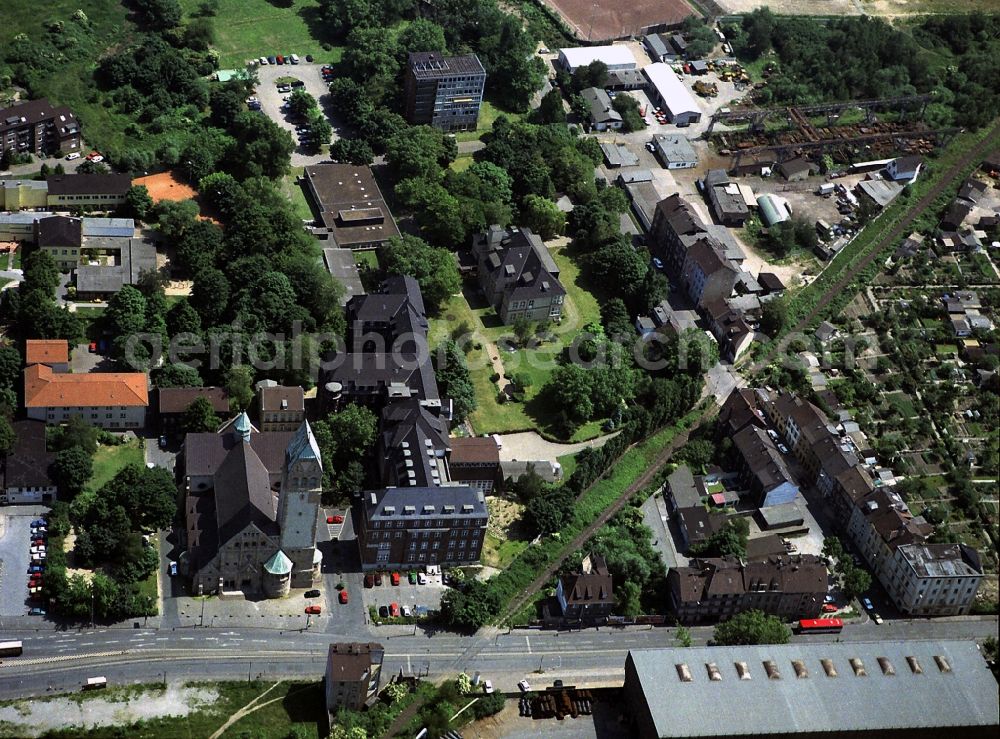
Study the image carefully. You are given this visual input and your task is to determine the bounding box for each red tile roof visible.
[25,339,69,366]
[24,363,148,408]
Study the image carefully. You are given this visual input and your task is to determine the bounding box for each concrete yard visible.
[253,63,340,167]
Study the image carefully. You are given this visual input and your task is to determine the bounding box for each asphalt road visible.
[0,613,994,701]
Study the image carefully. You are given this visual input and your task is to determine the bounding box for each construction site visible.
[704,95,958,170]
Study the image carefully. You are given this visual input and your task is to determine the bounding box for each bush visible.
[472,693,506,719]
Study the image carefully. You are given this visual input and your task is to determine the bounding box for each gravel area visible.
[0,684,219,736]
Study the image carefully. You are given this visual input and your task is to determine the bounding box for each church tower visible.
[278,420,324,586]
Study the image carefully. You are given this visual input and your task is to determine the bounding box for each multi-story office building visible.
[404,53,485,131]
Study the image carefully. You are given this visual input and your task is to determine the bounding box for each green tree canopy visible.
[380,234,461,311]
[713,609,791,646]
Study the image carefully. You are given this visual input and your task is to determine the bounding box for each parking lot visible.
[254,63,340,167]
[363,569,448,619]
[0,507,48,617]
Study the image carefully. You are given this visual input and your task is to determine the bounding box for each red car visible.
[88,341,97,353]
[305,605,322,615]
[339,590,349,604]
[821,603,838,613]
[331,514,344,524]
[389,602,400,617]
[390,571,401,586]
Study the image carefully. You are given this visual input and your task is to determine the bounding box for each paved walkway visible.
[495,430,618,463]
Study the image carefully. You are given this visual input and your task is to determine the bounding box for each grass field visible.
[453,99,522,143]
[179,0,342,68]
[85,439,145,494]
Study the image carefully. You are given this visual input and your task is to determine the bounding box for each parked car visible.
[330,514,344,524]
[391,571,400,586]
[389,602,400,617]
[28,565,44,574]
[871,612,884,625]
[305,54,314,62]
[824,594,835,603]
[378,605,389,618]
[821,604,838,613]
[374,572,383,586]
[401,605,412,617]
[66,152,81,161]
[861,597,874,611]
[482,680,494,694]
[305,605,322,615]
[777,444,789,454]
[364,574,374,588]
[168,561,178,577]
[652,257,664,270]
[31,519,46,527]
[339,590,349,604]
[290,54,300,64]
[408,571,418,585]
[30,546,45,555]
[267,56,277,65]
[304,589,321,598]
[518,680,531,692]
[29,607,46,616]
[159,436,168,449]
[276,55,285,65]
[291,79,305,87]
[418,573,428,585]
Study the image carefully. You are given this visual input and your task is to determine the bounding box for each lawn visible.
[453,99,522,143]
[85,439,145,494]
[884,391,918,418]
[450,155,475,172]
[178,0,342,69]
[482,532,530,569]
[429,242,606,441]
[935,343,959,356]
[280,167,316,221]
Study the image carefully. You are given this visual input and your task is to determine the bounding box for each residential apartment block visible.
[325,642,384,715]
[24,341,148,429]
[472,225,565,324]
[754,388,984,616]
[731,424,799,508]
[554,553,616,623]
[668,554,826,624]
[1,98,80,158]
[404,52,486,132]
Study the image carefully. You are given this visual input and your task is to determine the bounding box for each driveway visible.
[0,507,47,617]
[495,430,619,464]
[254,63,341,167]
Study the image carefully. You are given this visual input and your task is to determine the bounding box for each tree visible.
[0,416,15,456]
[588,236,648,298]
[124,185,154,220]
[385,125,453,180]
[51,447,94,500]
[690,518,750,558]
[440,579,502,630]
[713,609,791,646]
[842,566,873,601]
[542,364,593,431]
[395,178,466,247]
[51,416,99,455]
[191,267,230,327]
[134,0,182,30]
[183,396,220,434]
[433,341,477,422]
[155,199,200,241]
[225,366,254,411]
[759,298,789,338]
[531,88,567,125]
[155,363,202,389]
[526,486,574,535]
[380,234,460,311]
[329,139,374,165]
[572,61,609,93]
[601,298,633,342]
[287,89,318,119]
[520,194,564,239]
[397,18,447,56]
[0,345,21,392]
[612,94,645,132]
[226,112,295,179]
[106,285,148,338]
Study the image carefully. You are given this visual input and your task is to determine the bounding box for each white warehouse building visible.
[558,45,637,73]
[643,63,701,127]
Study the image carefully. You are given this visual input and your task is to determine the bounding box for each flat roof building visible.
[404,52,485,132]
[653,134,697,169]
[322,248,364,306]
[624,640,1000,738]
[558,45,637,73]
[303,164,400,250]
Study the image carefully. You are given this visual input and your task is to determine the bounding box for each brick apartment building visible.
[1,98,80,158]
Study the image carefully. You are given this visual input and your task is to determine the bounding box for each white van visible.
[84,677,107,690]
[66,152,81,160]
[289,54,299,64]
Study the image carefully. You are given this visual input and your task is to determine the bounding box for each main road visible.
[0,615,994,700]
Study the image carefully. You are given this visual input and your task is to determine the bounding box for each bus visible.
[797,618,844,634]
[0,641,23,657]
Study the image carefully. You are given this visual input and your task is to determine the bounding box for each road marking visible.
[80,642,94,647]
[105,640,118,645]
[526,636,531,655]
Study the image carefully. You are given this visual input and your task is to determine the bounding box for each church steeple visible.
[234,411,252,443]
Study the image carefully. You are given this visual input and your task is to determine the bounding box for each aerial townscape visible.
[1,0,999,737]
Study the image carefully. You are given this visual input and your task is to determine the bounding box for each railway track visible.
[752,120,1000,375]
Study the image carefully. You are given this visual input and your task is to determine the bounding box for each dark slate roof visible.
[213,439,278,545]
[732,425,796,493]
[46,173,132,196]
[158,387,229,415]
[327,643,384,683]
[323,352,440,405]
[362,485,486,522]
[184,425,295,480]
[379,398,451,489]
[346,275,427,349]
[35,216,82,248]
[667,464,700,509]
[473,226,565,305]
[2,420,55,490]
[561,553,615,607]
